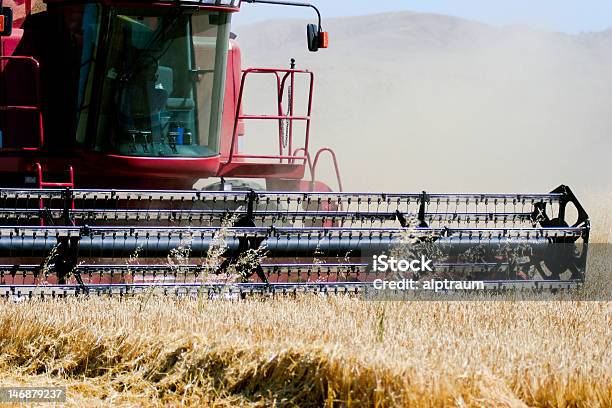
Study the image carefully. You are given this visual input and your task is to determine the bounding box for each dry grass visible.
[588,193,612,244]
[0,294,610,407]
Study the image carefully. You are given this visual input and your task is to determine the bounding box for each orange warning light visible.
[319,31,329,49]
[0,6,13,36]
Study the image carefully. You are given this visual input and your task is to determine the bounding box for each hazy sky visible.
[234,0,612,33]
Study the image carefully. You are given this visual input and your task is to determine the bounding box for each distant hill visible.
[234,12,612,195]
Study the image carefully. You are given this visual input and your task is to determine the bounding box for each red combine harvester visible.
[0,0,590,297]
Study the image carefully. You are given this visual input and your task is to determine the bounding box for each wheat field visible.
[0,296,610,407]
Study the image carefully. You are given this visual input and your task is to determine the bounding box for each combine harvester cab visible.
[0,1,591,297]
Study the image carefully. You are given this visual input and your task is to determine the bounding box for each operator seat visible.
[157,65,195,111]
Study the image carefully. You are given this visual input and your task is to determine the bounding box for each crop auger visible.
[0,1,590,297]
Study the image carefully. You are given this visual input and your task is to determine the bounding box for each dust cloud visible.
[234,12,612,197]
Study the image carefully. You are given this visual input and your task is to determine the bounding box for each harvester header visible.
[0,185,590,297]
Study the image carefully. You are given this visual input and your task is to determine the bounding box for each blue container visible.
[176,126,184,145]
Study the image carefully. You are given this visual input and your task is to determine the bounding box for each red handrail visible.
[35,163,75,189]
[34,163,75,226]
[291,147,313,174]
[311,148,343,192]
[222,68,314,170]
[0,56,44,150]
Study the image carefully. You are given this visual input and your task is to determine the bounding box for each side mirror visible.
[307,23,328,52]
[0,7,13,37]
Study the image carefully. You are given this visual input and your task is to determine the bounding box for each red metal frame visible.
[0,56,44,151]
[220,68,314,174]
[288,147,343,192]
[291,147,313,171]
[35,162,74,189]
[311,148,343,192]
[34,162,75,226]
